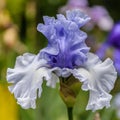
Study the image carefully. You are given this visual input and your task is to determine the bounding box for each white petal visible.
[15,53,36,68]
[46,72,59,88]
[7,53,59,109]
[51,67,72,78]
[72,52,117,111]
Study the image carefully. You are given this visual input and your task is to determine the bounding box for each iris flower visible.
[97,22,120,74]
[7,9,117,111]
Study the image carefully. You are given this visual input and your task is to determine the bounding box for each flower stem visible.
[67,107,73,120]
[94,112,101,120]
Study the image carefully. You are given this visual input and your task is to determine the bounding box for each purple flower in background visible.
[59,0,88,11]
[59,0,113,31]
[7,10,117,111]
[97,22,120,74]
[89,6,113,31]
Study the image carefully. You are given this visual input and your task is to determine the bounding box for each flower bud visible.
[59,76,81,107]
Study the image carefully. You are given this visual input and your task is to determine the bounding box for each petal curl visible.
[51,67,72,78]
[72,53,117,111]
[7,53,59,109]
[66,9,91,28]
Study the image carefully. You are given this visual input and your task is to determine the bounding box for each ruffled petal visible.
[7,53,59,109]
[66,9,91,28]
[37,23,56,43]
[43,16,55,25]
[51,67,72,78]
[72,52,117,111]
[37,10,90,68]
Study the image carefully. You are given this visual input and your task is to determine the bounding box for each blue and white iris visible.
[7,9,117,111]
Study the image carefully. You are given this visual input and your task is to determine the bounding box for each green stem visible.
[67,107,73,120]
